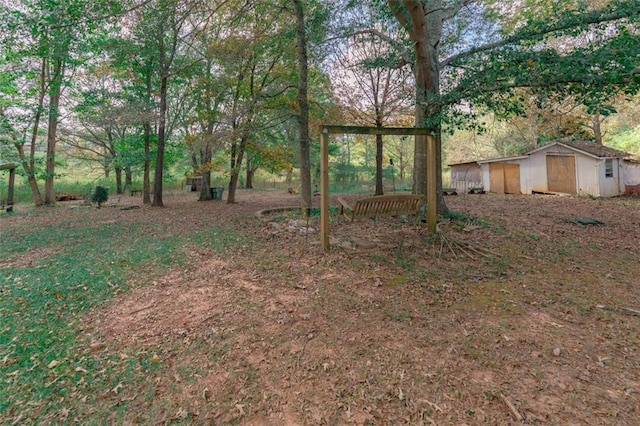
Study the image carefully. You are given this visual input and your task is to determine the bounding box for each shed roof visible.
[448,160,480,167]
[476,155,529,164]
[525,140,629,159]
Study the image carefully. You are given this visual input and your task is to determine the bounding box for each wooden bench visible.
[130,189,142,196]
[337,194,422,221]
[0,199,13,212]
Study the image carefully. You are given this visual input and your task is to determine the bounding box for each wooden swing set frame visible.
[319,125,438,250]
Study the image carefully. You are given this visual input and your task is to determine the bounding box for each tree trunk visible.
[592,113,603,144]
[199,144,213,201]
[389,0,446,213]
[14,143,43,205]
[152,72,168,207]
[246,167,254,189]
[143,67,152,205]
[375,127,384,196]
[44,58,63,205]
[125,167,133,188]
[200,170,212,200]
[115,167,123,194]
[227,134,248,204]
[143,122,152,204]
[293,0,312,212]
[18,57,47,206]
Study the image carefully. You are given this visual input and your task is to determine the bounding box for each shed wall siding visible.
[623,162,640,195]
[527,153,547,193]
[623,162,640,185]
[597,158,624,197]
[575,154,599,196]
[450,164,482,192]
[478,142,627,198]
[481,159,528,194]
[481,164,490,192]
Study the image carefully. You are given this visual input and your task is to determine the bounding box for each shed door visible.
[547,155,576,194]
[489,163,505,194]
[489,163,521,194]
[504,163,521,194]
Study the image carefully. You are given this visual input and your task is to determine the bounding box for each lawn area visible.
[1,190,639,424]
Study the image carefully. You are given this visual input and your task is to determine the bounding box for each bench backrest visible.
[352,194,422,217]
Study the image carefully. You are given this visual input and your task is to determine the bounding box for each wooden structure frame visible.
[319,125,437,250]
[0,163,17,212]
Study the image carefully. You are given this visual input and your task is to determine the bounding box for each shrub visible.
[91,185,109,208]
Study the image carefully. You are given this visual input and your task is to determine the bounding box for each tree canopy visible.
[1,0,638,207]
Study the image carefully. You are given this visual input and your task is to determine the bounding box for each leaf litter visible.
[2,190,639,424]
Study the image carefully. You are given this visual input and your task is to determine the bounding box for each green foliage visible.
[445,0,640,123]
[444,209,493,229]
[609,126,640,155]
[90,185,109,206]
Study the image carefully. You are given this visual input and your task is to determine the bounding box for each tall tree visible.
[374,0,640,211]
[215,1,295,203]
[148,0,189,207]
[292,0,313,210]
[333,27,413,195]
[0,0,120,205]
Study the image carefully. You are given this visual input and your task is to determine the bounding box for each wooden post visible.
[8,167,15,206]
[320,129,330,249]
[426,134,437,234]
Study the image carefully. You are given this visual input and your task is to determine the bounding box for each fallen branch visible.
[128,302,155,315]
[435,233,500,259]
[419,398,444,413]
[296,335,312,368]
[622,307,640,316]
[500,392,524,422]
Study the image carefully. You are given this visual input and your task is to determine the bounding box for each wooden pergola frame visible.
[319,125,437,250]
[0,163,17,212]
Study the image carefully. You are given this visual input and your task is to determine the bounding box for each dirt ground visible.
[9,189,640,424]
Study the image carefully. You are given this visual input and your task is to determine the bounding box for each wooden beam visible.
[0,163,17,171]
[321,125,431,136]
[426,134,437,234]
[320,130,330,249]
[7,167,15,212]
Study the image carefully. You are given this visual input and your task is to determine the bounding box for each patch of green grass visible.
[443,209,493,229]
[387,311,412,322]
[0,220,245,423]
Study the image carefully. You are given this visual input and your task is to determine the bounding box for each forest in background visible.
[1,0,638,205]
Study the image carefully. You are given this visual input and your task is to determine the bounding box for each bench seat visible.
[337,194,422,221]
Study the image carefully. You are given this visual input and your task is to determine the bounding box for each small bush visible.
[91,185,109,207]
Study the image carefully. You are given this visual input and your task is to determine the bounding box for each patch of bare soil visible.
[0,246,62,269]
[69,190,640,424]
